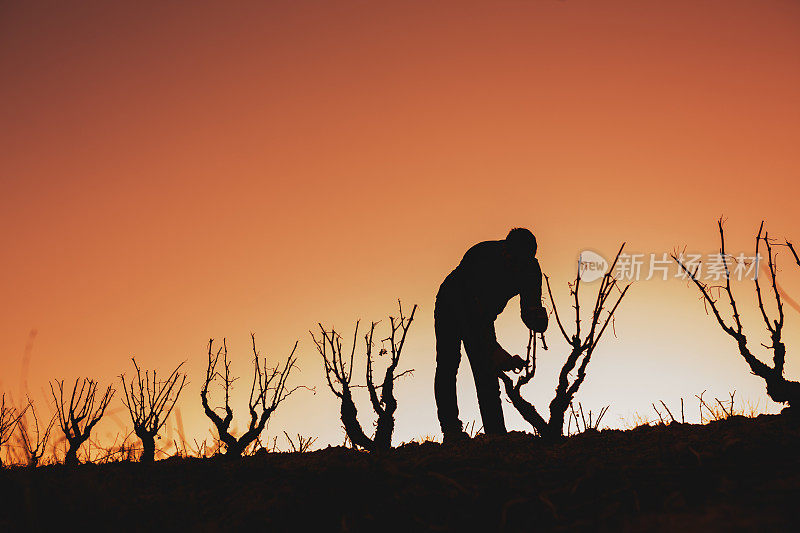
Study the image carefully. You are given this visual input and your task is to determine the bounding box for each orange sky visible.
[2,0,800,454]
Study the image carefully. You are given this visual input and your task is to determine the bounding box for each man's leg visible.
[463,326,507,435]
[434,300,464,437]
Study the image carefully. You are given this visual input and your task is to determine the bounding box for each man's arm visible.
[478,320,502,355]
[482,322,526,372]
[520,258,548,332]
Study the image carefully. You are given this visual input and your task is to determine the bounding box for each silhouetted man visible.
[435,228,548,441]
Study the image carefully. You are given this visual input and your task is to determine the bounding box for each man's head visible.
[505,227,537,262]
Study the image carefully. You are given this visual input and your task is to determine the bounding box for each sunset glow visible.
[2,0,799,455]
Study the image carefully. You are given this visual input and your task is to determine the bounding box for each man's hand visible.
[522,305,548,333]
[492,346,526,372]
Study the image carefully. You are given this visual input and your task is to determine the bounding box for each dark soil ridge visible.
[1,413,798,532]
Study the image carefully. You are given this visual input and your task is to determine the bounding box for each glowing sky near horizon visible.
[2,0,800,455]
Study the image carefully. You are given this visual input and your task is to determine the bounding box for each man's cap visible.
[506,227,537,257]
